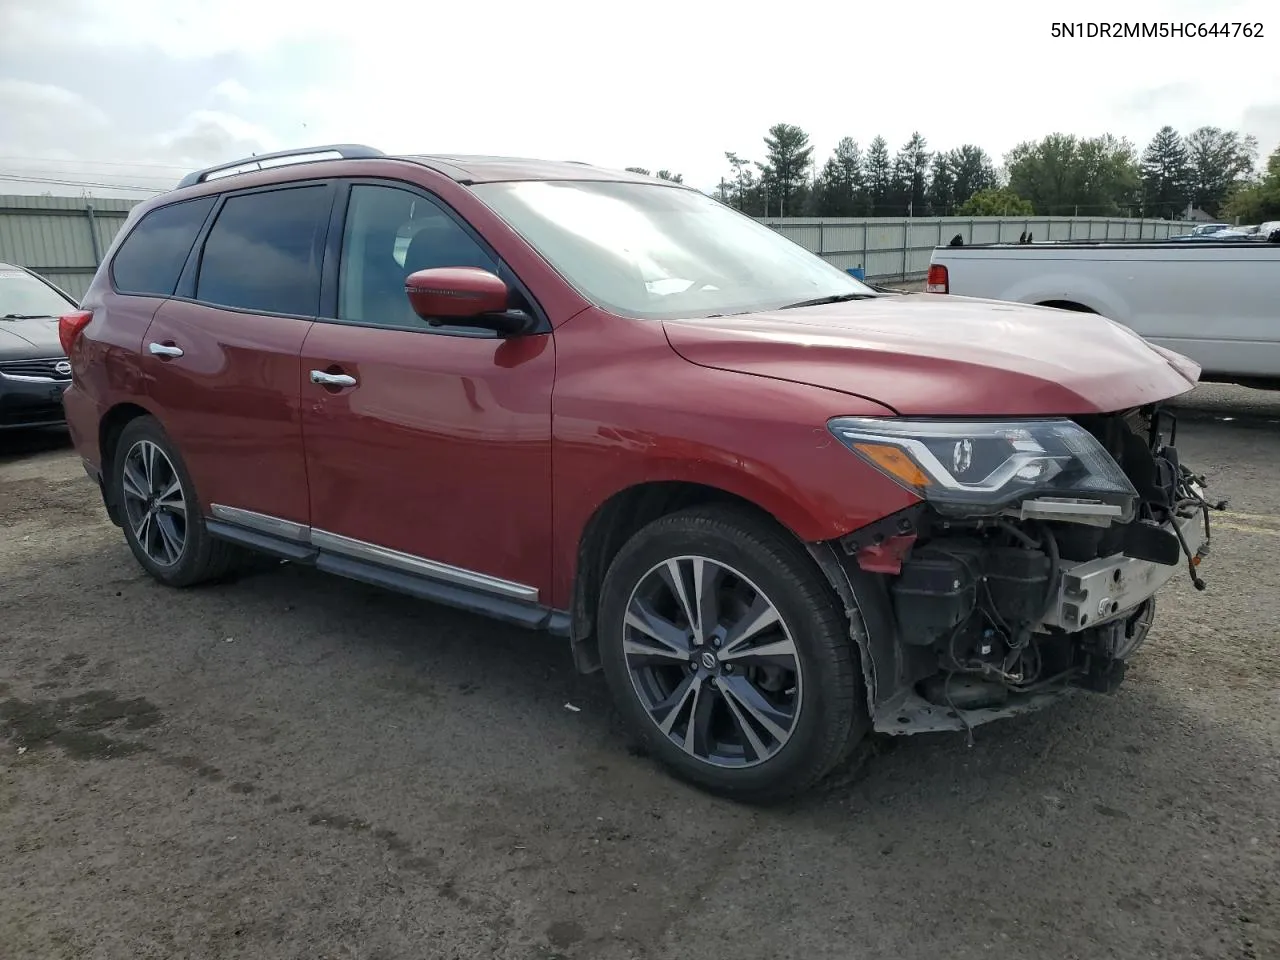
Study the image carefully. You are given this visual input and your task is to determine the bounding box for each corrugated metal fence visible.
[0,196,137,300]
[761,215,1199,281]
[0,194,1200,301]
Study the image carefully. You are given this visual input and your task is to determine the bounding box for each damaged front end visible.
[818,406,1218,737]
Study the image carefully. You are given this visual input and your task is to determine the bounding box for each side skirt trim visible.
[206,504,568,637]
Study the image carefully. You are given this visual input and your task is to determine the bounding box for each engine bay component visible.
[889,541,983,645]
[859,403,1218,739]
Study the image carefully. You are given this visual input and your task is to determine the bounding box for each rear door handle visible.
[310,369,357,388]
[148,342,184,358]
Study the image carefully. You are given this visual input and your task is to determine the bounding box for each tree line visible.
[640,123,1280,222]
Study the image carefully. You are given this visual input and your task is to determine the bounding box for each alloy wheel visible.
[120,440,188,567]
[622,555,803,768]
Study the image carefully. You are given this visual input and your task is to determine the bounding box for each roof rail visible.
[176,143,385,189]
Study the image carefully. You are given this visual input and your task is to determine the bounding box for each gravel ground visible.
[1,385,1277,960]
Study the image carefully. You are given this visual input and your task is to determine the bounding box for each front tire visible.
[598,505,867,802]
[112,416,242,587]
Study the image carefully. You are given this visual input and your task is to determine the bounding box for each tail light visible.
[925,264,949,294]
[58,310,93,357]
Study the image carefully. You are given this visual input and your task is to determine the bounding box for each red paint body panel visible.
[546,309,919,609]
[62,152,1204,624]
[663,295,1198,416]
[299,323,556,594]
[63,291,162,468]
[141,300,313,524]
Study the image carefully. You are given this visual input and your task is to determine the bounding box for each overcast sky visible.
[1,0,1277,198]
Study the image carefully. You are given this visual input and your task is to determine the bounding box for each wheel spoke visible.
[653,673,700,736]
[155,477,185,514]
[623,638,690,665]
[625,598,692,657]
[131,510,152,545]
[719,681,771,763]
[146,513,163,558]
[155,513,183,563]
[716,675,795,744]
[142,442,157,493]
[720,594,782,657]
[691,558,723,642]
[683,678,716,757]
[718,636,798,669]
[658,559,699,639]
[121,463,148,503]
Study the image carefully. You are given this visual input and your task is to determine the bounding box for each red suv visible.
[60,145,1214,801]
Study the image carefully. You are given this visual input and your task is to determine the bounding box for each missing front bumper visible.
[1040,507,1208,633]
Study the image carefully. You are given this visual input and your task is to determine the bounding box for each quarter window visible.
[196,186,331,316]
[111,196,216,297]
[337,184,496,327]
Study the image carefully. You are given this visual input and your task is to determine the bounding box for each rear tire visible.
[597,504,867,803]
[111,416,243,587]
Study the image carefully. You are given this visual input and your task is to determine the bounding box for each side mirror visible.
[405,267,527,333]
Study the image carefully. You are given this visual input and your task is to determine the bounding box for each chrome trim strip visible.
[207,502,540,603]
[311,528,539,602]
[210,504,310,542]
[0,372,61,383]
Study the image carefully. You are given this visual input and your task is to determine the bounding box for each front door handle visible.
[148,342,184,358]
[310,369,357,388]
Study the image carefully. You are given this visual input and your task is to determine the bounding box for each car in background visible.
[0,262,78,430]
[926,235,1280,389]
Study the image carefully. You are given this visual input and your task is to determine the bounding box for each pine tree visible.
[1139,126,1190,218]
[865,136,892,214]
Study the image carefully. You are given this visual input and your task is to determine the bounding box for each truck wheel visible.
[111,416,243,587]
[598,504,866,802]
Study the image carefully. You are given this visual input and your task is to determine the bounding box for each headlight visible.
[828,417,1137,522]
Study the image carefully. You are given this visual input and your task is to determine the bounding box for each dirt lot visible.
[2,386,1278,960]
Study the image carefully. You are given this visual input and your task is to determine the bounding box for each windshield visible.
[470,180,873,320]
[0,268,74,318]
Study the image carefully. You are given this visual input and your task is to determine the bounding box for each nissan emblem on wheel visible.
[57,145,1219,802]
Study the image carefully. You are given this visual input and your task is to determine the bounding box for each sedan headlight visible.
[828,417,1137,522]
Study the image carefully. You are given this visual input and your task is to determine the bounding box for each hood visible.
[662,295,1199,416]
[0,318,63,360]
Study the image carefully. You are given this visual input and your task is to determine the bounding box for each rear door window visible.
[111,196,217,297]
[195,185,332,316]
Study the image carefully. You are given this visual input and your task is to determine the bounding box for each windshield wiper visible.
[1,313,55,320]
[776,292,876,310]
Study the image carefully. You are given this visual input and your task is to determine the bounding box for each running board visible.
[205,519,570,636]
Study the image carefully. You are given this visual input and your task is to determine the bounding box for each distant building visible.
[1182,205,1219,222]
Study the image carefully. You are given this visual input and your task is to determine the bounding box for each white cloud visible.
[1,0,1277,195]
[0,0,339,59]
[0,80,110,136]
[211,79,253,105]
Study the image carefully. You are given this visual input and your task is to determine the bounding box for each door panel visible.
[143,300,313,523]
[299,324,555,596]
[139,181,334,524]
[300,180,556,597]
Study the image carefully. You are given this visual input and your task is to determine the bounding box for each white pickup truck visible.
[925,239,1280,390]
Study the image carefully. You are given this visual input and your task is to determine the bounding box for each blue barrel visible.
[846,266,866,281]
